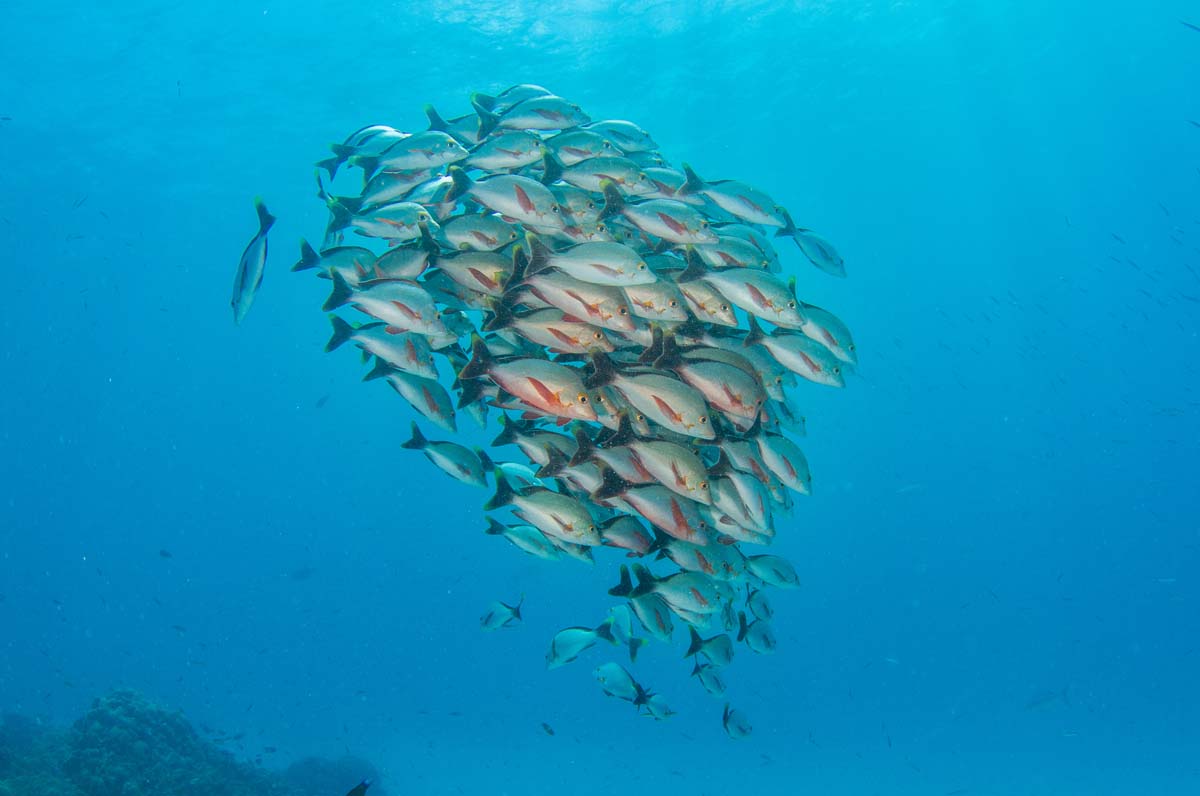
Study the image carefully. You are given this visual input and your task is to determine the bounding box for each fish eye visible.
[636,413,646,422]
[700,220,709,228]
[587,201,595,209]
[849,344,856,352]
[578,393,589,403]
[668,299,678,307]
[593,331,603,340]
[719,304,729,311]
[550,203,560,212]
[618,307,628,315]
[418,212,430,221]
[637,262,647,270]
[699,416,708,424]
[699,481,709,489]
[510,230,518,238]
[603,141,614,149]
[833,366,842,375]
[597,222,607,232]
[787,300,796,309]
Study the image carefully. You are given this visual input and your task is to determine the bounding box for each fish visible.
[486,470,601,547]
[349,130,468,175]
[447,168,565,231]
[480,596,524,631]
[546,621,615,669]
[686,627,735,667]
[645,694,675,720]
[745,555,800,588]
[692,661,727,696]
[345,780,371,796]
[737,611,777,654]
[525,235,655,287]
[722,703,753,739]
[746,587,773,621]
[231,199,275,324]
[401,422,488,487]
[484,517,562,561]
[1181,19,1200,33]
[594,661,650,706]
[541,722,555,736]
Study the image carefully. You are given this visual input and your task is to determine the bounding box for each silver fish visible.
[231,199,275,324]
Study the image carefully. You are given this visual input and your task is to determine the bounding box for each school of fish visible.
[249,84,855,737]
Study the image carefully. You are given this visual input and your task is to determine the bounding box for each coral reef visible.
[0,691,377,796]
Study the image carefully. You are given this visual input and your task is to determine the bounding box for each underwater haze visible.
[2,1,1199,794]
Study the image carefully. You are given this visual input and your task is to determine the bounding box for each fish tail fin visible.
[651,329,682,368]
[679,162,705,196]
[637,326,666,365]
[347,155,380,179]
[293,238,321,272]
[513,593,525,621]
[472,92,498,112]
[524,232,554,276]
[535,446,569,479]
[456,377,487,410]
[608,564,634,597]
[315,155,343,180]
[424,104,449,131]
[686,626,705,657]
[253,198,276,233]
[400,420,428,450]
[483,468,516,510]
[568,426,595,466]
[476,448,495,471]
[482,299,515,332]
[633,682,650,708]
[324,314,356,352]
[775,208,799,238]
[446,166,473,203]
[646,530,671,555]
[418,220,442,257]
[590,464,632,503]
[629,637,647,664]
[457,334,492,381]
[503,245,530,297]
[361,356,392,382]
[600,412,636,448]
[539,148,564,185]
[491,415,524,447]
[323,196,358,234]
[597,179,624,221]
[483,516,508,536]
[321,270,355,312]
[629,564,655,598]
[472,96,501,138]
[737,611,749,642]
[676,246,708,283]
[743,314,766,346]
[594,616,616,644]
[691,659,703,677]
[584,351,618,389]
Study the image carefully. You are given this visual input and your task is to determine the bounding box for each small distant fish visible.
[345,780,370,796]
[722,703,753,739]
[1025,686,1070,710]
[541,722,555,736]
[315,394,331,409]
[1110,232,1125,244]
[158,549,173,559]
[263,746,277,753]
[1181,19,1200,33]
[289,566,316,581]
[546,621,615,668]
[171,625,187,634]
[480,596,524,631]
[231,199,276,325]
[1189,120,1200,128]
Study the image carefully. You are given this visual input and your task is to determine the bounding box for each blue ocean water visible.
[2,1,1198,793]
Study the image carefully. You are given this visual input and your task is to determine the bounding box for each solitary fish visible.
[231,199,275,324]
[723,703,753,739]
[480,596,524,631]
